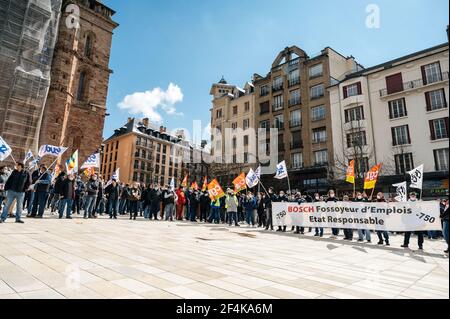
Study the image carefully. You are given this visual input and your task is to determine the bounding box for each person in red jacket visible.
[175,186,186,221]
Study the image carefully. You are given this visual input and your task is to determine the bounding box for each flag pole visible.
[9,153,17,165]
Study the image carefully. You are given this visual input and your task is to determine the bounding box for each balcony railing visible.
[260,105,270,114]
[272,84,284,92]
[290,141,303,149]
[272,103,284,112]
[260,90,270,97]
[288,77,300,87]
[289,98,301,107]
[289,120,302,128]
[380,71,449,97]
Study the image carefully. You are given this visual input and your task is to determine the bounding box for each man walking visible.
[58,173,75,219]
[105,179,120,219]
[1,163,31,224]
[30,165,51,218]
[84,174,99,219]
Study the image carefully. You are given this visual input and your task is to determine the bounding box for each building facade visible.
[102,118,209,186]
[253,46,362,192]
[39,0,118,166]
[209,78,256,187]
[330,41,449,198]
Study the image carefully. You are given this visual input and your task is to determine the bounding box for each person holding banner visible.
[313,193,324,237]
[276,191,289,232]
[29,165,52,218]
[225,188,240,227]
[0,163,31,224]
[374,192,390,246]
[342,195,354,241]
[326,190,340,238]
[354,192,371,243]
[402,192,425,250]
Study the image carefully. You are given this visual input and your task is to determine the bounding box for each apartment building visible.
[209,77,256,186]
[330,40,449,197]
[253,46,362,191]
[102,118,209,186]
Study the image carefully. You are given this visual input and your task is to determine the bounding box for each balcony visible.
[273,124,285,131]
[260,104,270,115]
[288,77,300,87]
[289,98,301,107]
[380,71,449,98]
[290,141,303,149]
[289,120,302,128]
[272,103,284,112]
[260,90,270,97]
[310,93,324,101]
[272,84,284,92]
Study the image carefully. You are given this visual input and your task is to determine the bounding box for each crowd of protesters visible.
[0,162,449,254]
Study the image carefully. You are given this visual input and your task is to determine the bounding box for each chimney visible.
[142,118,149,128]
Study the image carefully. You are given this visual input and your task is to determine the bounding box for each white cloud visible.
[118,83,184,123]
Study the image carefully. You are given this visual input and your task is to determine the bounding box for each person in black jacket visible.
[199,191,211,222]
[276,191,289,232]
[326,189,340,237]
[440,197,449,254]
[1,163,31,223]
[105,179,120,219]
[30,165,51,218]
[58,173,75,219]
[374,192,389,246]
[50,172,66,213]
[264,187,277,231]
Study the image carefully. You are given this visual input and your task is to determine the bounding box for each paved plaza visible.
[0,214,448,299]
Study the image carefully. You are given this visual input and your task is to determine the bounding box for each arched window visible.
[84,35,92,58]
[77,71,87,101]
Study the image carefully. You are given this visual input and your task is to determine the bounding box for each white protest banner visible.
[38,145,68,158]
[393,182,407,202]
[275,161,288,179]
[272,201,441,232]
[408,164,424,190]
[246,168,259,188]
[81,153,100,169]
[0,136,12,162]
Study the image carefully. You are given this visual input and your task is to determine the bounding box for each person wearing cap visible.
[225,188,239,227]
[402,192,425,250]
[440,197,449,254]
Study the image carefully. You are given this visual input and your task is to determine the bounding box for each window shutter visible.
[429,120,436,140]
[425,92,431,111]
[357,82,362,95]
[361,106,365,120]
[445,117,449,138]
[421,65,428,85]
[403,99,408,116]
[406,125,411,144]
[388,102,393,119]
[343,86,348,99]
[386,73,404,95]
[391,127,397,146]
[443,89,448,108]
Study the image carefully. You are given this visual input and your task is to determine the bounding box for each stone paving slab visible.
[0,213,448,299]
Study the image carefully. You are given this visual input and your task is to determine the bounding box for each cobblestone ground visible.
[0,211,448,299]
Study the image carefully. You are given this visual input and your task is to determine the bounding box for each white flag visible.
[24,149,34,163]
[104,168,120,189]
[408,164,424,190]
[255,166,261,178]
[393,182,407,202]
[275,161,288,180]
[81,153,100,169]
[246,168,259,188]
[38,145,68,158]
[0,136,12,162]
[169,177,175,191]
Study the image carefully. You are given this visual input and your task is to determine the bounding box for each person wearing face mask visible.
[326,190,340,238]
[226,188,239,227]
[313,193,324,237]
[440,197,449,254]
[105,179,120,219]
[342,195,354,240]
[84,174,99,219]
[374,192,390,246]
[244,192,257,227]
[188,189,200,222]
[276,191,289,232]
[354,192,371,243]
[256,193,266,228]
[199,191,211,222]
[72,176,85,215]
[264,187,277,231]
[402,192,424,250]
[58,173,76,219]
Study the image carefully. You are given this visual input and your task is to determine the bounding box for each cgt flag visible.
[201,176,208,192]
[0,136,12,162]
[84,167,95,178]
[233,173,247,193]
[207,179,225,201]
[408,164,424,190]
[364,163,382,190]
[393,182,407,202]
[190,181,199,191]
[346,160,355,184]
[275,161,288,180]
[181,175,188,188]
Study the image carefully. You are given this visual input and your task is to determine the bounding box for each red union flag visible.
[201,176,208,192]
[233,173,247,193]
[364,163,382,190]
[181,174,188,187]
[346,160,355,184]
[207,179,225,201]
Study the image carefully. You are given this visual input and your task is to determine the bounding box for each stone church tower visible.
[39,0,118,165]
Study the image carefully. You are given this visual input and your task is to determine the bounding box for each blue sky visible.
[102,0,449,141]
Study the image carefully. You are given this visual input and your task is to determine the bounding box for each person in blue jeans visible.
[30,165,51,218]
[209,197,221,224]
[58,173,75,219]
[244,192,257,227]
[226,189,240,227]
[0,163,31,224]
[105,179,120,219]
[440,198,449,254]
